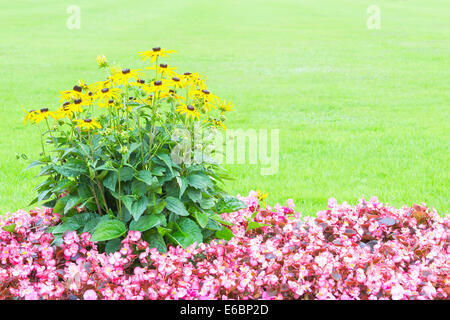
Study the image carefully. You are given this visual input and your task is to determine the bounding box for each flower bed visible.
[0,192,448,300]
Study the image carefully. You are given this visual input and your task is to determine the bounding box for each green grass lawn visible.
[0,0,448,215]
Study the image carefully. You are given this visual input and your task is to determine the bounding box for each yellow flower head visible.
[33,108,56,124]
[23,109,39,124]
[74,118,102,131]
[96,54,108,68]
[257,190,268,206]
[147,63,178,78]
[110,68,144,86]
[138,47,176,63]
[176,103,201,121]
[217,99,235,114]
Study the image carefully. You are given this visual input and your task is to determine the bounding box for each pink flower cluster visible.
[0,193,448,300]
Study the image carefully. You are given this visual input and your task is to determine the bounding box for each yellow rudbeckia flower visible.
[176,103,202,121]
[138,47,176,63]
[74,118,102,131]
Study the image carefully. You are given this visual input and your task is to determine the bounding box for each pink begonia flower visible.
[391,284,405,300]
[83,289,98,300]
[328,198,338,208]
[286,199,295,208]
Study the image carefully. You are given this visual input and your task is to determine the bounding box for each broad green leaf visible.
[199,197,216,210]
[187,173,212,190]
[215,228,234,241]
[193,211,208,228]
[53,159,87,178]
[118,166,134,182]
[216,195,247,214]
[130,196,148,221]
[187,189,202,202]
[247,221,270,231]
[105,238,122,254]
[177,217,203,245]
[143,229,167,253]
[64,195,82,214]
[131,180,147,196]
[52,220,81,234]
[165,196,189,216]
[103,171,118,192]
[130,214,165,232]
[91,219,127,242]
[176,176,188,197]
[2,224,16,233]
[166,231,193,248]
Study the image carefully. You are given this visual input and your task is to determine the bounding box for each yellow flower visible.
[142,79,171,96]
[110,68,144,86]
[169,75,186,89]
[33,108,56,124]
[147,63,178,78]
[176,103,202,120]
[96,54,108,68]
[95,87,122,107]
[74,118,102,131]
[257,190,268,206]
[217,99,235,114]
[138,47,176,63]
[160,89,185,102]
[23,109,39,124]
[204,117,227,130]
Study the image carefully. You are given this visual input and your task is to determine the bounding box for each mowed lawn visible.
[0,0,448,215]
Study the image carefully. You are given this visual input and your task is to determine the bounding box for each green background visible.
[0,0,448,215]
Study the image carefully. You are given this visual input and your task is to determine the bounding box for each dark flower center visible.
[184,72,192,76]
[74,99,82,104]
[187,105,195,111]
[160,64,168,68]
[84,119,92,123]
[73,85,82,92]
[63,102,70,107]
[88,92,93,96]
[202,89,210,95]
[154,81,162,86]
[122,68,131,74]
[101,88,109,93]
[137,79,145,84]
[152,47,161,52]
[40,108,49,113]
[108,99,114,104]
[172,77,180,82]
[129,96,135,100]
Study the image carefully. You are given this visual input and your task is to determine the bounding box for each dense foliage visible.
[0,192,448,300]
[23,48,246,252]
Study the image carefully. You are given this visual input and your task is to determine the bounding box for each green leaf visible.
[105,238,122,254]
[247,221,270,231]
[187,173,212,190]
[53,159,87,178]
[187,189,202,202]
[90,219,127,242]
[2,224,16,233]
[166,231,192,248]
[64,195,82,214]
[118,166,134,182]
[52,220,81,234]
[151,165,166,176]
[136,170,157,186]
[205,218,223,231]
[193,211,208,228]
[165,196,189,216]
[143,229,167,253]
[177,217,203,245]
[130,196,148,221]
[103,171,118,192]
[176,176,188,197]
[131,180,148,196]
[130,214,165,232]
[216,195,247,214]
[199,197,216,210]
[215,228,234,241]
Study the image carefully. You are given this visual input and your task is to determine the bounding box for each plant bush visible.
[0,192,448,300]
[23,48,246,253]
